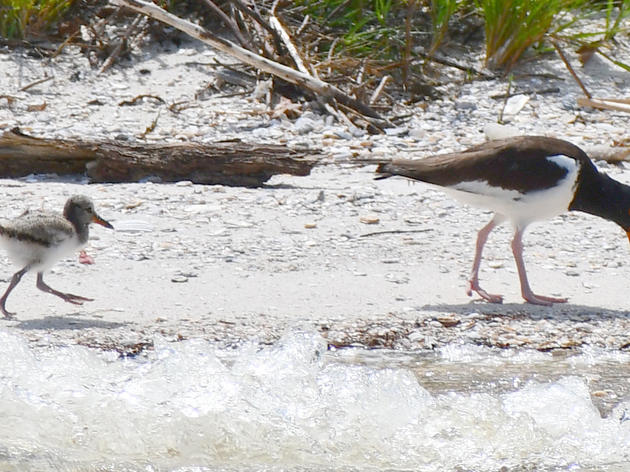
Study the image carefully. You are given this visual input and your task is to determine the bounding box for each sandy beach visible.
[1,33,630,354]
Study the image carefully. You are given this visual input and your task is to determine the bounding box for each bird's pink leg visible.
[511,226,567,306]
[78,250,94,265]
[467,215,505,303]
[36,272,93,305]
[0,266,29,319]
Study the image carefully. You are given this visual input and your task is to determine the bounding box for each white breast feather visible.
[444,154,580,225]
[0,233,81,272]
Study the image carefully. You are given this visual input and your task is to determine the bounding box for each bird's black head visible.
[622,209,630,244]
[601,181,630,243]
[570,167,630,242]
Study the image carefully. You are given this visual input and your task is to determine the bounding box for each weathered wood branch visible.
[577,97,630,113]
[0,129,317,187]
[110,0,386,124]
[0,129,95,175]
[267,13,354,128]
[89,140,316,186]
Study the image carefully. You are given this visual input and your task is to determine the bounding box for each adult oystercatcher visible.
[376,135,630,305]
[0,195,113,318]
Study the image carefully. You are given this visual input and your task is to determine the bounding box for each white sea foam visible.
[0,328,629,471]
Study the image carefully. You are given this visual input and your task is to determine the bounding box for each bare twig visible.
[98,14,144,75]
[490,87,560,99]
[326,37,340,75]
[53,29,81,58]
[140,110,161,138]
[0,95,17,106]
[577,97,630,113]
[551,39,591,99]
[403,0,415,87]
[270,0,281,16]
[369,75,390,104]
[355,61,365,85]
[327,102,357,130]
[267,12,360,128]
[414,52,495,79]
[296,14,310,36]
[226,0,282,51]
[112,0,384,124]
[19,75,53,92]
[119,94,166,106]
[360,228,432,238]
[168,101,198,113]
[269,15,308,73]
[201,0,251,50]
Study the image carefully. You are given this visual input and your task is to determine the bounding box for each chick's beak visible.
[93,214,114,229]
[627,230,630,244]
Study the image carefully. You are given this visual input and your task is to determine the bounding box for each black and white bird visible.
[0,195,113,318]
[376,135,630,305]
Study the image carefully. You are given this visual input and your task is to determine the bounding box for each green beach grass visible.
[0,0,627,78]
[299,0,629,71]
[0,0,75,39]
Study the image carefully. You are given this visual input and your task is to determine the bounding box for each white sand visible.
[1,35,629,352]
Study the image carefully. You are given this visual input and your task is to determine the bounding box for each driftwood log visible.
[0,128,317,187]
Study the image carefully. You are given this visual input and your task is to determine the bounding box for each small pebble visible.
[487,260,504,269]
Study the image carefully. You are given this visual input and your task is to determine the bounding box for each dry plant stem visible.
[360,228,432,238]
[369,75,390,104]
[551,39,591,99]
[326,37,340,75]
[269,15,308,73]
[490,87,560,99]
[270,0,281,15]
[112,0,383,122]
[54,0,122,57]
[141,110,161,138]
[268,14,353,128]
[403,0,414,87]
[296,14,310,36]
[53,29,81,58]
[244,10,279,62]
[498,75,512,124]
[119,94,166,106]
[226,0,282,50]
[19,75,53,92]
[357,62,366,84]
[98,14,144,75]
[92,6,122,40]
[201,0,251,50]
[414,52,495,79]
[327,103,357,130]
[0,96,17,106]
[309,63,321,80]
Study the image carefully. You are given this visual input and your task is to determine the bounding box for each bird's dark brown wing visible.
[376,136,592,194]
